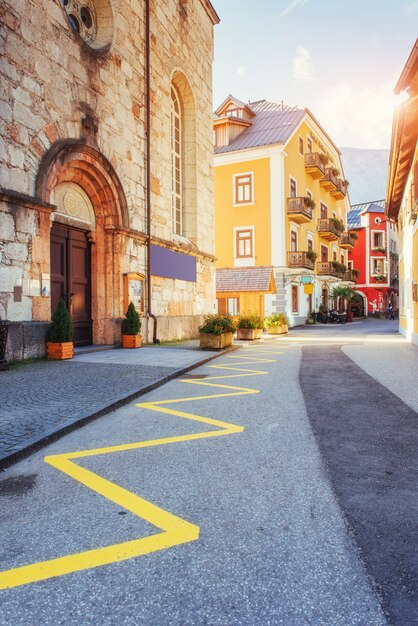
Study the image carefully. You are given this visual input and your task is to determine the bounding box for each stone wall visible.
[0,0,217,353]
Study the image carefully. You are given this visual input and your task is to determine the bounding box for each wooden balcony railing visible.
[317,218,343,240]
[287,251,315,270]
[316,261,346,278]
[340,232,356,249]
[320,168,339,191]
[343,269,358,282]
[304,152,326,178]
[286,197,313,223]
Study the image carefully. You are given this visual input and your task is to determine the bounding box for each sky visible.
[211,0,417,150]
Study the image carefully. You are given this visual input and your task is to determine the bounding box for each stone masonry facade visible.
[0,0,218,359]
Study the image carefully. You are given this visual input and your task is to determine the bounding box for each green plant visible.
[330,217,343,231]
[318,304,328,314]
[342,179,349,187]
[349,232,358,240]
[46,298,73,343]
[374,274,386,283]
[351,268,360,279]
[375,247,386,254]
[390,252,399,260]
[304,196,316,209]
[332,261,346,274]
[306,250,317,262]
[199,314,236,336]
[122,301,141,335]
[237,313,264,330]
[331,286,356,315]
[264,312,288,328]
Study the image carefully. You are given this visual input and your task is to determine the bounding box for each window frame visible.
[291,284,299,313]
[171,85,183,235]
[290,177,297,198]
[320,202,328,218]
[307,136,312,154]
[235,227,254,259]
[290,229,298,252]
[298,136,304,156]
[233,172,254,205]
[371,257,385,276]
[371,230,385,250]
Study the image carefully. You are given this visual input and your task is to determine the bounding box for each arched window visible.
[171,86,182,235]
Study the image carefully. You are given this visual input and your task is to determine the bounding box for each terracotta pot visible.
[47,342,74,360]
[122,334,142,348]
[199,332,233,349]
[236,328,263,340]
[266,324,288,335]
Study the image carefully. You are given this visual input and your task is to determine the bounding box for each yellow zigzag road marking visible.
[0,351,277,590]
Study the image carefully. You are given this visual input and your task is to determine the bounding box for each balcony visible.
[287,197,313,224]
[304,152,326,179]
[287,251,315,271]
[316,261,346,279]
[339,232,357,249]
[342,269,358,283]
[317,217,343,240]
[331,178,348,199]
[320,168,339,191]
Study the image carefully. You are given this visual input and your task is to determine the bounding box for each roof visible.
[394,38,418,95]
[347,200,385,228]
[214,100,305,155]
[216,266,275,293]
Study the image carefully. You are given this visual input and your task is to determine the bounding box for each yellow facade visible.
[386,40,418,343]
[214,98,352,324]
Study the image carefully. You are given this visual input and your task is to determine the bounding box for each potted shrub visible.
[265,312,288,335]
[304,196,316,210]
[306,250,317,263]
[199,314,236,349]
[122,301,142,348]
[236,313,264,341]
[46,298,74,360]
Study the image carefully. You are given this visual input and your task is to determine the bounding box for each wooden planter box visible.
[199,332,233,350]
[47,342,74,360]
[122,334,142,348]
[236,328,263,341]
[266,324,288,335]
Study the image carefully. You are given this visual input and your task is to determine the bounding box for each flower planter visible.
[266,324,288,335]
[122,334,142,349]
[236,328,263,341]
[47,341,74,360]
[199,332,233,350]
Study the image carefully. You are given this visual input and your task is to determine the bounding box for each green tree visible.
[331,286,356,316]
[122,302,141,335]
[46,298,73,342]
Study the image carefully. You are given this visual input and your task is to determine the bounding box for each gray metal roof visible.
[216,266,274,292]
[347,200,385,228]
[214,100,305,155]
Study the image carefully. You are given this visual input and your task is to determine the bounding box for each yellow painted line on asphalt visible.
[0,348,277,590]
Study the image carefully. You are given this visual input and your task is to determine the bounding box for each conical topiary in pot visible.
[122,301,142,348]
[46,298,74,360]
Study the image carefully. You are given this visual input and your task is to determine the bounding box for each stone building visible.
[0,0,218,360]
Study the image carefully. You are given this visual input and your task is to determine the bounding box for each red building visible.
[347,200,398,316]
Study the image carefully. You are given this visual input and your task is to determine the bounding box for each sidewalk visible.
[0,342,234,469]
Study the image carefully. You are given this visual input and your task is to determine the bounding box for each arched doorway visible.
[37,142,129,346]
[351,292,366,317]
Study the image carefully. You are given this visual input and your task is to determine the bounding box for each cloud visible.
[403,1,418,15]
[280,0,309,17]
[314,81,404,149]
[236,66,247,78]
[292,47,314,82]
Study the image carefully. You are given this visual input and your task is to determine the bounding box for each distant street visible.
[1,319,417,626]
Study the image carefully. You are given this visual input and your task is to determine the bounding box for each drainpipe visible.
[145,0,159,343]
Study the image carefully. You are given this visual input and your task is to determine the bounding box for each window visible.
[341,253,345,265]
[321,244,328,262]
[291,230,298,251]
[234,174,253,204]
[292,284,298,313]
[62,0,114,50]
[307,237,313,251]
[290,178,297,198]
[307,136,312,153]
[306,190,312,201]
[371,258,385,276]
[333,250,337,262]
[171,86,182,235]
[298,136,304,155]
[347,260,353,270]
[227,297,239,315]
[236,229,253,258]
[372,231,384,249]
[320,202,327,218]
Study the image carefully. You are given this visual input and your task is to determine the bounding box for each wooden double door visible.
[50,224,92,346]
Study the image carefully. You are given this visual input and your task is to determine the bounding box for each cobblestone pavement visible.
[0,346,216,464]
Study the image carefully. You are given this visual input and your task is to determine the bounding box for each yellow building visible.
[214,96,353,325]
[387,39,418,343]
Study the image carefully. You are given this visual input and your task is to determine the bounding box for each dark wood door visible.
[51,224,92,346]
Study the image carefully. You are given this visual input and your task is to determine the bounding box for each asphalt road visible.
[0,319,413,625]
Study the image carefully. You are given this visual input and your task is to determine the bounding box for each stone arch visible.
[36,140,130,345]
[171,70,197,243]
